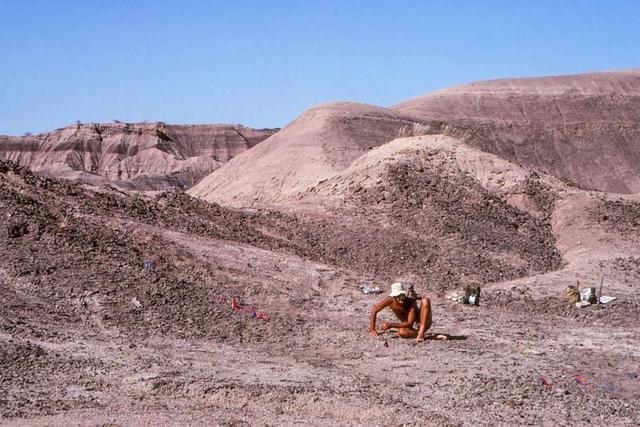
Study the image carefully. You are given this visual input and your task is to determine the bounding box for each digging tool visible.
[598,276,604,303]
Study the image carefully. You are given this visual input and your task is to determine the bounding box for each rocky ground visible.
[1,159,639,426]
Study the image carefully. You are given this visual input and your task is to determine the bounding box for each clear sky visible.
[1,0,639,136]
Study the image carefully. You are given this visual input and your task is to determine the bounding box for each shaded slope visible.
[291,135,563,287]
[0,122,277,192]
[188,102,427,206]
[393,69,640,193]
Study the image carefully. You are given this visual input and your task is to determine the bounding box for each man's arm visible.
[381,306,416,330]
[369,297,392,335]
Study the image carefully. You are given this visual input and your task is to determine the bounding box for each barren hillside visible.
[393,69,640,193]
[190,70,640,210]
[188,102,428,206]
[0,122,277,192]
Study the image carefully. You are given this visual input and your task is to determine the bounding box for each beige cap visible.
[389,282,406,297]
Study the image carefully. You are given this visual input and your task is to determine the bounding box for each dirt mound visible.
[187,128,562,290]
[293,138,562,289]
[0,122,277,192]
[392,69,640,193]
[188,102,427,207]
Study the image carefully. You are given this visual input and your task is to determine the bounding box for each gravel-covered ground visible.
[1,160,639,426]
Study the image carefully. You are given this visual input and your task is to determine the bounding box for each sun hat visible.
[389,282,406,297]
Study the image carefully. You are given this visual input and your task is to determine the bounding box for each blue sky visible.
[1,0,639,135]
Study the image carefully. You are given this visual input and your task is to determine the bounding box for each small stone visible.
[505,399,518,408]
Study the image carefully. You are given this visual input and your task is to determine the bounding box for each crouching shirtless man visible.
[369,282,444,342]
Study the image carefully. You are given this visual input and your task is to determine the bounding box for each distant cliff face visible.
[0,122,278,191]
[392,69,640,193]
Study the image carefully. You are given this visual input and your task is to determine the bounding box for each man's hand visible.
[369,329,378,336]
[381,322,391,331]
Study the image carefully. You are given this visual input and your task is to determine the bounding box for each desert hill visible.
[302,132,640,283]
[190,70,640,210]
[0,122,277,192]
[392,69,640,193]
[187,102,429,206]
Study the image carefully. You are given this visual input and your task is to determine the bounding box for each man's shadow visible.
[381,331,468,341]
[423,333,468,341]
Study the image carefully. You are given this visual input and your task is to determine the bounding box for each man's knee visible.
[420,297,430,308]
[398,328,414,338]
